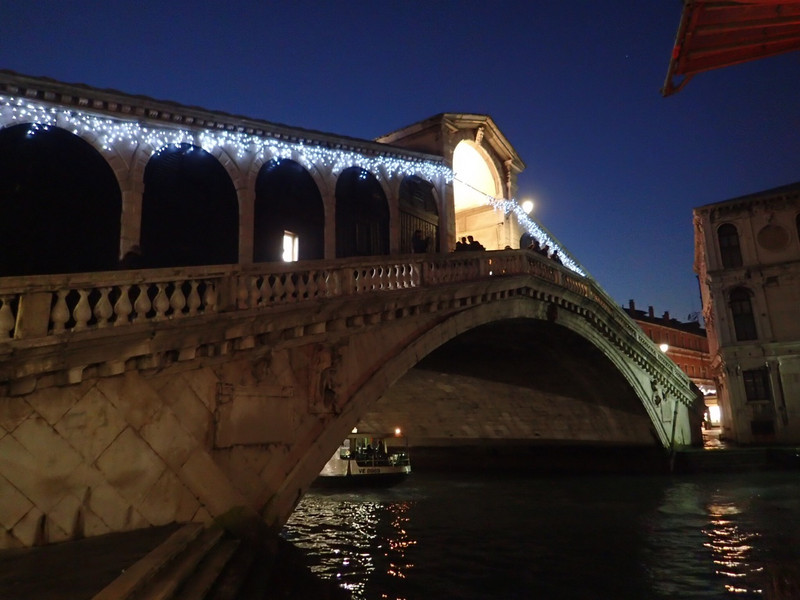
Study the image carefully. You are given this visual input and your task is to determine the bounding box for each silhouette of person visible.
[412,229,428,253]
[467,235,485,251]
[119,245,144,269]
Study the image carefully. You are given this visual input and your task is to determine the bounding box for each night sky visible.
[3,1,799,323]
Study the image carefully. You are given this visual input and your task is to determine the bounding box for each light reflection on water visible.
[281,472,800,599]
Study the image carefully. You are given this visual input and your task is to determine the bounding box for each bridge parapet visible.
[0,250,695,411]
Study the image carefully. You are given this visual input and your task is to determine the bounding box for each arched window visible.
[795,213,800,242]
[335,168,389,258]
[729,287,757,341]
[399,175,438,253]
[142,144,238,268]
[254,159,324,262]
[717,223,743,268]
[0,123,121,276]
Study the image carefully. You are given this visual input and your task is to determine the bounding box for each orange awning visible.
[663,0,800,96]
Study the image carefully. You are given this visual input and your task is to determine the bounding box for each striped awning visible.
[663,0,800,96]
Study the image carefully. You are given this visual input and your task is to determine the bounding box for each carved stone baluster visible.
[153,284,169,320]
[187,281,201,315]
[285,274,297,302]
[249,277,261,308]
[170,281,187,318]
[114,285,132,326]
[93,287,113,328]
[306,272,318,299]
[133,284,151,322]
[51,289,70,333]
[72,289,92,331]
[236,276,250,309]
[273,275,285,303]
[203,281,217,312]
[318,271,330,297]
[0,296,15,340]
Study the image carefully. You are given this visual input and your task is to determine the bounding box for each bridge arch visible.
[0,123,121,276]
[335,166,390,257]
[452,139,505,249]
[254,158,325,262]
[141,143,239,268]
[398,175,440,253]
[267,292,679,527]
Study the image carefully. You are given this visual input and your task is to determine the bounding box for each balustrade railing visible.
[0,251,618,346]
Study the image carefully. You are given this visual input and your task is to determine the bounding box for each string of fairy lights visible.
[0,94,584,276]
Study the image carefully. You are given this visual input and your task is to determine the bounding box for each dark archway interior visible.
[399,175,439,253]
[142,144,238,268]
[254,159,324,262]
[335,167,389,258]
[362,318,659,461]
[0,124,121,276]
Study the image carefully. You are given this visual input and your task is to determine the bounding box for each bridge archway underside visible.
[0,252,701,547]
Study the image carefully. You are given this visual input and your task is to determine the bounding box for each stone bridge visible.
[0,70,702,551]
[0,251,701,549]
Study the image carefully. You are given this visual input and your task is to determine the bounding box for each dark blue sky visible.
[3,1,799,322]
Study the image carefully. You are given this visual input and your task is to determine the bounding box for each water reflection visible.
[704,500,761,596]
[283,492,417,598]
[283,473,800,600]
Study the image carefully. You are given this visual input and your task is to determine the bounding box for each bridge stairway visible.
[89,522,347,600]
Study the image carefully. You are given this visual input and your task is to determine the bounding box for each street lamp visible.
[659,343,669,353]
[521,199,534,214]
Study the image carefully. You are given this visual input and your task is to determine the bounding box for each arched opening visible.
[254,159,324,262]
[717,223,743,269]
[142,144,238,268]
[335,167,389,258]
[360,318,658,455]
[729,286,757,341]
[399,175,438,253]
[0,123,121,276]
[452,140,503,250]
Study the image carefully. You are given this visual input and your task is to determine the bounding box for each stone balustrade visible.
[0,251,563,342]
[0,249,693,405]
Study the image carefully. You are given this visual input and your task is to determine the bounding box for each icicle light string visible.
[1,96,584,276]
[0,96,452,183]
[452,173,586,276]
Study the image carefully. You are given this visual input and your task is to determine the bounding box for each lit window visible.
[282,231,299,262]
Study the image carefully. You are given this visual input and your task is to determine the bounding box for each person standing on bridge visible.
[412,229,429,253]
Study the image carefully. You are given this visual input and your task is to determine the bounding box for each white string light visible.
[452,174,586,276]
[0,95,584,276]
[0,96,453,183]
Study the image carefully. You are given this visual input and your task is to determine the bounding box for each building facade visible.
[694,182,800,444]
[623,301,717,426]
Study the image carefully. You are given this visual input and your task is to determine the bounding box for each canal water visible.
[281,469,800,599]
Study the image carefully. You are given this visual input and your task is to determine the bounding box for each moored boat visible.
[317,428,411,485]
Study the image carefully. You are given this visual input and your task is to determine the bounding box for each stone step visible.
[135,526,225,600]
[178,539,241,600]
[92,523,204,600]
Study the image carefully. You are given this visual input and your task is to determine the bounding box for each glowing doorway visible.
[452,141,503,250]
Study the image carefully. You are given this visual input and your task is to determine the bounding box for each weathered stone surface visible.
[0,397,33,433]
[54,385,128,463]
[96,427,166,508]
[0,473,33,532]
[3,417,83,512]
[140,406,196,471]
[137,470,199,525]
[97,373,161,431]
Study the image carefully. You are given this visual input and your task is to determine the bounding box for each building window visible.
[282,231,299,262]
[729,287,757,341]
[742,367,771,402]
[718,223,743,268]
